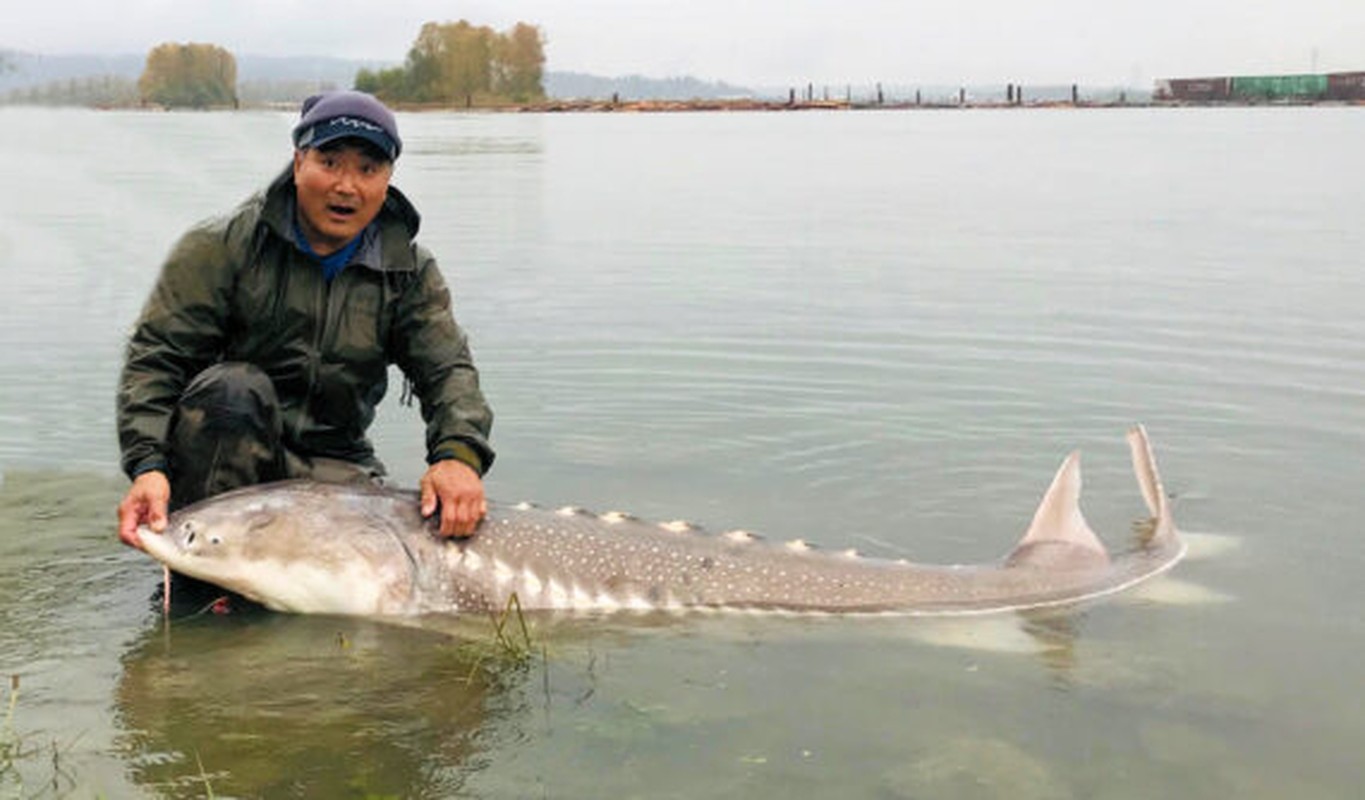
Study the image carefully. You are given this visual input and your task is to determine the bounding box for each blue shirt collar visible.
[291,216,367,282]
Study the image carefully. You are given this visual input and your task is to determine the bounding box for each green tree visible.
[355,66,410,100]
[358,20,545,106]
[138,42,238,109]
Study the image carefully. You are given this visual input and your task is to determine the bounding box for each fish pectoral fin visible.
[1009,451,1109,567]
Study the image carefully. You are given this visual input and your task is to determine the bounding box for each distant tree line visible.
[355,20,545,105]
[2,75,139,107]
[237,78,342,107]
[138,42,238,109]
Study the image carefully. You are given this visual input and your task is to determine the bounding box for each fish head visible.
[135,485,419,615]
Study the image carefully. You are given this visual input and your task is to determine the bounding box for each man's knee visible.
[180,362,280,434]
[168,362,286,507]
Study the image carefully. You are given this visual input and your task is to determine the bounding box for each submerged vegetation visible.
[0,675,23,785]
[486,592,537,665]
[1,675,77,797]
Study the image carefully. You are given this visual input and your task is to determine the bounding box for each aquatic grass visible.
[1,674,32,787]
[489,592,534,661]
[1,674,78,797]
[458,592,542,685]
[0,677,91,791]
[193,749,216,799]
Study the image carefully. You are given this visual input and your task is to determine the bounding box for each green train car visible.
[1156,71,1365,102]
[1231,74,1329,100]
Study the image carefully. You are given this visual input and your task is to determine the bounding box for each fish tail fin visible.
[1127,424,1178,547]
[1007,450,1109,569]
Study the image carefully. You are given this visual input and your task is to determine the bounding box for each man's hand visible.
[420,459,486,537]
[117,470,171,549]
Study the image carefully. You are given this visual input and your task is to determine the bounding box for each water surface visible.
[1,105,1362,798]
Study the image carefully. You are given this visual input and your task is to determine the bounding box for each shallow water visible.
[1,105,1362,798]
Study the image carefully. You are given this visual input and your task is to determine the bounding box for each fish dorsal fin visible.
[1008,451,1109,568]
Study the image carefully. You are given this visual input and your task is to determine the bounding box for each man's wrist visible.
[428,441,484,475]
[130,458,168,479]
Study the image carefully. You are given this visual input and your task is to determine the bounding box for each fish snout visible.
[132,519,203,558]
[122,524,149,550]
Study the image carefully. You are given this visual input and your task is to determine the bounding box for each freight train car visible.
[1157,70,1365,104]
[1328,72,1365,101]
[1230,74,1329,101]
[1153,77,1232,102]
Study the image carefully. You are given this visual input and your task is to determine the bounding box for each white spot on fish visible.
[660,520,691,533]
[514,501,533,511]
[786,539,811,552]
[462,550,484,572]
[547,579,569,607]
[724,530,755,543]
[600,511,629,524]
[556,506,579,517]
[841,548,861,559]
[624,595,654,611]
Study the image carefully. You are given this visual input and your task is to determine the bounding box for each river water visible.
[1,105,1362,798]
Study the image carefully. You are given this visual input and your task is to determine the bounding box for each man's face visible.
[292,142,392,255]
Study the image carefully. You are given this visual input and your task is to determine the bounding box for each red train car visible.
[1328,72,1365,101]
[1154,77,1233,102]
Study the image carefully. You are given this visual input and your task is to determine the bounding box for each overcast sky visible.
[6,0,1363,86]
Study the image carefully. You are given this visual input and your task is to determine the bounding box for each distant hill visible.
[0,49,759,103]
[0,51,146,91]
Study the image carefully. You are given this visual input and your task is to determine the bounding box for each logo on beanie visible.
[331,116,384,134]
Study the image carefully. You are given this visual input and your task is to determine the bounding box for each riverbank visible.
[15,95,1365,113]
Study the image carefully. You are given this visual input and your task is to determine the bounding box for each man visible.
[116,90,493,548]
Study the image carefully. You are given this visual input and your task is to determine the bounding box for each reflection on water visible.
[114,615,528,798]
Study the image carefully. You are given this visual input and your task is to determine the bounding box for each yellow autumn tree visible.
[356,20,545,106]
[139,43,238,109]
[494,22,546,102]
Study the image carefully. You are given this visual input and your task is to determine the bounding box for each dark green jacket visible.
[117,167,494,479]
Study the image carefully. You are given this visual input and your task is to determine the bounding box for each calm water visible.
[1,105,1363,798]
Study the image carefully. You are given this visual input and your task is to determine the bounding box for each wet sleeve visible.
[116,221,237,479]
[390,246,495,475]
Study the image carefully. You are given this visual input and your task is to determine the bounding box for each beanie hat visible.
[292,90,401,161]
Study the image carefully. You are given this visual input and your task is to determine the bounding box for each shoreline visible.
[37,97,1365,113]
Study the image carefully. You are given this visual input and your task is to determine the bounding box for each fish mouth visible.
[120,523,145,550]
[134,525,174,560]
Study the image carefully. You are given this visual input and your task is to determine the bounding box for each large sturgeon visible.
[134,426,1184,617]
